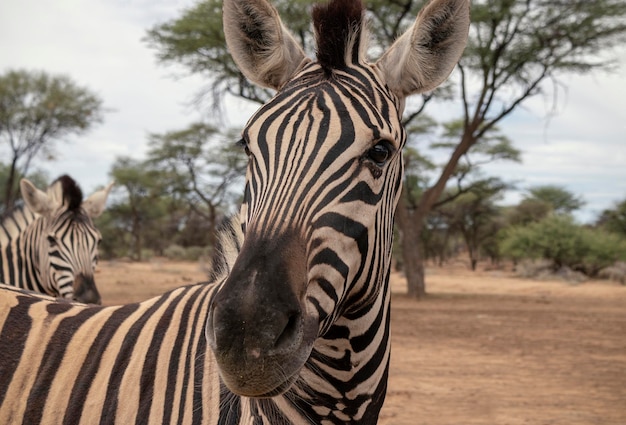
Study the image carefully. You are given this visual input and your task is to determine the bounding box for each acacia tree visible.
[597,198,626,237]
[399,0,626,297]
[0,69,104,210]
[146,123,247,251]
[525,185,585,215]
[398,118,520,294]
[108,157,172,260]
[145,0,450,120]
[439,178,510,270]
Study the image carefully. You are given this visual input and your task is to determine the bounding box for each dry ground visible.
[96,260,626,425]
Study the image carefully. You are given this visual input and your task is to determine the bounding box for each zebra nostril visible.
[272,311,302,353]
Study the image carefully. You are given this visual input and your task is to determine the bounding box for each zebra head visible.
[208,0,469,402]
[20,175,113,304]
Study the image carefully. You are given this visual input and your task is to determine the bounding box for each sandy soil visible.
[96,260,626,425]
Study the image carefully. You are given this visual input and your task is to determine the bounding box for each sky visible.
[1,0,625,223]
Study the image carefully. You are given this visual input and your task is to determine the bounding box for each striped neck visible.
[0,206,37,245]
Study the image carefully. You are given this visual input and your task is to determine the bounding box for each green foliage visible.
[144,0,314,104]
[404,119,520,208]
[465,0,626,87]
[525,185,585,214]
[0,69,104,209]
[106,157,176,260]
[146,122,246,213]
[583,231,626,275]
[100,125,245,261]
[0,69,104,139]
[163,244,187,261]
[146,122,246,252]
[436,177,509,269]
[145,0,458,108]
[596,198,626,237]
[506,198,552,226]
[94,209,131,260]
[433,120,521,163]
[505,185,585,228]
[500,215,626,276]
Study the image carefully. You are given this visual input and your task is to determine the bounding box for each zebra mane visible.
[312,0,366,71]
[51,175,83,212]
[208,216,244,283]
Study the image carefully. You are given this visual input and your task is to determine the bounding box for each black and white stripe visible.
[0,175,112,304]
[0,0,469,423]
[209,62,403,425]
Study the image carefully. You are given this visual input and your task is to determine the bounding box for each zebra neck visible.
[0,206,36,246]
[21,217,46,282]
[307,269,392,423]
[0,207,44,290]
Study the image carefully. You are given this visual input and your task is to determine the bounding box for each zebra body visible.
[0,0,469,423]
[0,282,220,424]
[0,175,113,304]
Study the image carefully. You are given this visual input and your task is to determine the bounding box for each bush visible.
[582,231,626,275]
[163,244,187,261]
[184,246,210,261]
[163,244,210,261]
[140,249,155,261]
[500,215,626,276]
[499,226,538,262]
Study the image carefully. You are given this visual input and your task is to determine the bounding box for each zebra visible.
[0,175,113,304]
[0,0,469,423]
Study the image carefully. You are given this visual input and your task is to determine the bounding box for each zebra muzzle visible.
[206,231,317,397]
[72,273,102,305]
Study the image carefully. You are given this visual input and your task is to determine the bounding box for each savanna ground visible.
[97,259,626,425]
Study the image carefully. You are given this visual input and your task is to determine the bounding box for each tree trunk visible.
[471,258,478,271]
[207,204,217,257]
[3,156,19,211]
[132,208,142,261]
[395,132,479,299]
[396,190,426,299]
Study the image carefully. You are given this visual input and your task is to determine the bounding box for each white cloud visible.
[0,0,204,192]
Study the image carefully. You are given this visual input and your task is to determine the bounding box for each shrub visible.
[163,244,186,261]
[500,215,626,276]
[140,249,155,261]
[163,244,210,261]
[582,231,626,275]
[499,226,538,262]
[184,246,210,261]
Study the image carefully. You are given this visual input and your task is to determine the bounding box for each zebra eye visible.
[366,141,393,166]
[237,138,251,157]
[47,235,57,247]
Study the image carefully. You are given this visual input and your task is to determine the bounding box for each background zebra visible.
[0,175,113,304]
[0,0,468,423]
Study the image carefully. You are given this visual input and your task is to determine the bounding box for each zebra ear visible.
[376,0,470,98]
[20,179,55,215]
[81,181,114,218]
[223,0,307,90]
